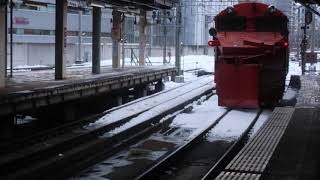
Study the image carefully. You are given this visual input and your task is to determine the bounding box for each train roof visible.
[215,2,288,21]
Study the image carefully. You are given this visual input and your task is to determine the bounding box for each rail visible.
[201,109,263,180]
[0,77,215,179]
[135,109,263,180]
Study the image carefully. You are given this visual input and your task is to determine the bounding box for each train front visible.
[208,3,289,108]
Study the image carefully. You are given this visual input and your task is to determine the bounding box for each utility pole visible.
[55,0,67,80]
[163,10,167,64]
[149,20,153,57]
[78,10,82,63]
[311,10,315,52]
[297,7,301,60]
[92,6,101,74]
[175,2,182,75]
[112,9,121,69]
[139,9,146,66]
[0,2,6,87]
[122,14,125,68]
[204,15,209,55]
[301,8,311,75]
[4,3,7,77]
[9,0,12,77]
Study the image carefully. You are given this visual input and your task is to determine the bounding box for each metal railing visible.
[130,48,152,66]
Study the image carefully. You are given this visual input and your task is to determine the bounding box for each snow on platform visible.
[3,65,175,94]
[0,65,176,116]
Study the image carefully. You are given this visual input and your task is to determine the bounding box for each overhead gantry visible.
[0,0,177,87]
[88,0,177,69]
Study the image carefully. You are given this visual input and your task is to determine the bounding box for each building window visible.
[16,28,24,35]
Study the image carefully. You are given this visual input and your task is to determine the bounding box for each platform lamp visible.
[0,0,8,6]
[22,0,50,8]
[86,0,106,8]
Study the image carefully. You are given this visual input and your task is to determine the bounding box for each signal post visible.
[301,9,313,75]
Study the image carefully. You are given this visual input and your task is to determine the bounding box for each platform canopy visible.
[97,0,178,9]
[16,0,177,10]
[294,0,320,16]
[294,0,320,5]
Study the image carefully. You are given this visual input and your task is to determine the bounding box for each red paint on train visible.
[210,3,289,108]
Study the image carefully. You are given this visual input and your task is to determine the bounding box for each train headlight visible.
[267,5,276,14]
[209,28,217,37]
[226,7,235,14]
[208,40,220,47]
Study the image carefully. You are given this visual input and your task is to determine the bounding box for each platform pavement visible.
[1,65,175,94]
[296,75,320,107]
[0,65,176,116]
[215,75,320,180]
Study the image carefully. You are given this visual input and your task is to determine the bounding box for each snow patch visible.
[86,76,213,130]
[207,110,258,142]
[106,84,214,135]
[169,95,227,140]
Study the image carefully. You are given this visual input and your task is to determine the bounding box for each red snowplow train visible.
[209,2,289,108]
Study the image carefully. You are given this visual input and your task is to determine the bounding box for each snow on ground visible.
[73,54,299,86]
[283,88,298,100]
[12,64,49,69]
[287,61,302,81]
[71,149,167,180]
[11,53,300,79]
[72,55,214,83]
[12,54,301,88]
[69,54,300,77]
[172,55,215,72]
[169,95,226,140]
[68,55,214,72]
[106,83,214,135]
[86,76,213,130]
[207,109,258,142]
[164,81,182,90]
[70,155,133,180]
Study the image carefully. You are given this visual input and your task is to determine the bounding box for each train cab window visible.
[216,16,247,32]
[255,17,287,32]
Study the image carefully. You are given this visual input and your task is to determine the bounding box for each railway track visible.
[134,109,264,180]
[201,110,264,180]
[0,76,214,180]
[0,76,210,154]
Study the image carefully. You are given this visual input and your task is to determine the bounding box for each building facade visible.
[7,1,177,66]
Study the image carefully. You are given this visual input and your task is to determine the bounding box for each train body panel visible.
[216,63,259,108]
[210,2,289,108]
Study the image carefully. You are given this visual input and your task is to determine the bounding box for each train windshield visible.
[255,17,287,32]
[216,16,247,32]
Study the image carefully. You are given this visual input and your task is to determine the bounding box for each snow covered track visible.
[202,109,264,180]
[135,109,263,180]
[0,76,215,180]
[0,76,213,154]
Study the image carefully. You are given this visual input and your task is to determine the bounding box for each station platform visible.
[0,65,176,116]
[216,75,320,180]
